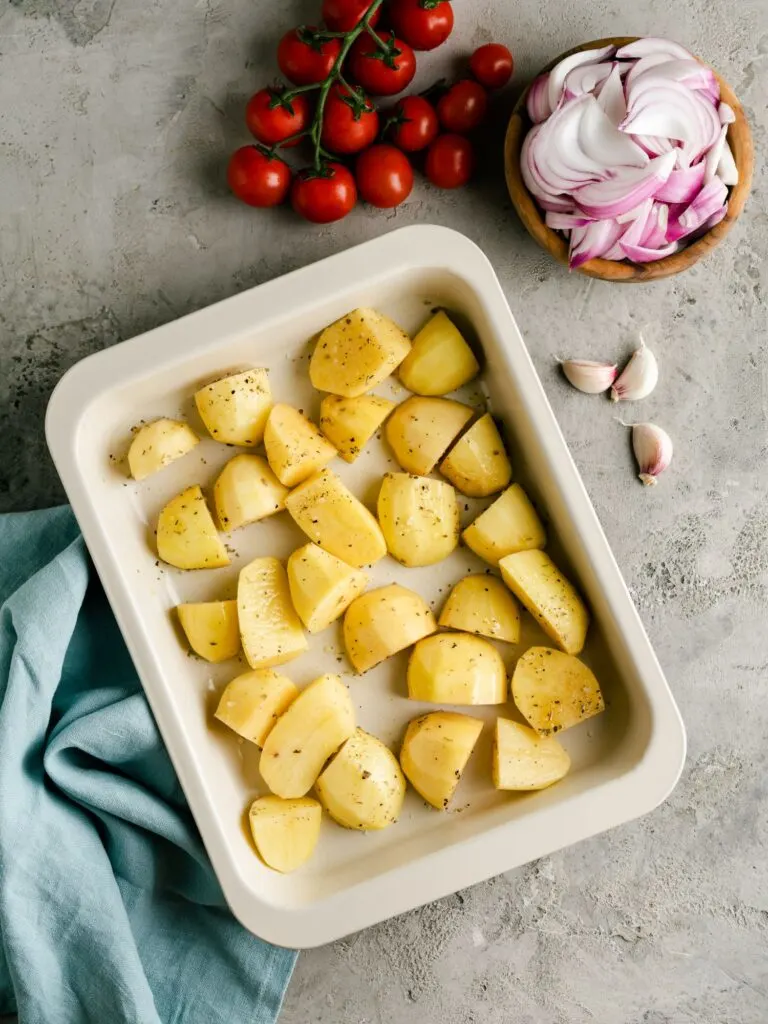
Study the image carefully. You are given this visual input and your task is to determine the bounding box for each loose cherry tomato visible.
[348,31,416,96]
[245,89,310,147]
[277,27,342,86]
[425,134,474,188]
[291,162,357,222]
[387,95,439,151]
[356,144,414,207]
[320,83,379,154]
[228,147,292,207]
[322,0,380,31]
[437,80,488,133]
[470,43,514,90]
[388,0,454,51]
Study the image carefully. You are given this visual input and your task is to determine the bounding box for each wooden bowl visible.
[504,37,754,282]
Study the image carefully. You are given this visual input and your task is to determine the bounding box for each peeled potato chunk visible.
[319,394,394,463]
[463,484,546,565]
[407,633,507,705]
[316,729,406,830]
[440,413,512,497]
[177,600,239,662]
[398,311,479,396]
[287,543,368,634]
[385,396,474,476]
[238,556,307,669]
[500,550,589,655]
[214,454,288,531]
[438,574,520,644]
[310,308,412,398]
[263,404,336,488]
[127,418,199,481]
[248,796,321,873]
[400,711,483,810]
[194,368,272,446]
[285,468,386,568]
[511,647,604,735]
[260,674,355,798]
[157,485,229,570]
[343,583,437,673]
[215,669,298,747]
[378,473,459,568]
[493,718,571,790]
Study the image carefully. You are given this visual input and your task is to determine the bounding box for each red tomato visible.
[348,32,416,96]
[227,147,292,207]
[291,163,357,222]
[245,89,310,147]
[425,134,474,188]
[322,0,380,31]
[320,84,379,154]
[356,144,414,207]
[470,43,514,90]
[437,80,488,133]
[387,95,439,151]
[388,0,454,51]
[277,27,342,86]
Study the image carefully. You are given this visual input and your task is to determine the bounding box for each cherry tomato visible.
[356,144,414,207]
[291,162,357,223]
[387,95,439,151]
[425,134,474,189]
[245,89,310,147]
[277,27,342,86]
[437,80,488,133]
[320,84,379,154]
[228,147,292,207]
[322,0,380,31]
[388,0,454,51]
[470,43,514,90]
[348,31,416,96]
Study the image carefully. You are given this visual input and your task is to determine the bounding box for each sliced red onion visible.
[656,161,706,202]
[520,125,567,202]
[616,38,694,61]
[580,95,648,168]
[619,200,654,245]
[564,62,613,99]
[616,197,653,225]
[538,195,577,212]
[639,202,669,248]
[704,125,728,184]
[527,74,552,123]
[569,219,624,269]
[621,78,721,150]
[620,240,680,261]
[625,53,675,89]
[718,102,735,125]
[632,133,676,158]
[716,139,739,186]
[573,151,677,218]
[703,205,727,230]
[631,59,719,101]
[547,44,615,112]
[597,64,627,126]
[667,178,728,240]
[546,210,593,230]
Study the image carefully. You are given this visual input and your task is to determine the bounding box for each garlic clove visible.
[561,359,618,395]
[610,337,659,402]
[631,422,673,486]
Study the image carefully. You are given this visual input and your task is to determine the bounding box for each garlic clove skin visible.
[610,339,659,402]
[561,359,619,395]
[631,422,673,486]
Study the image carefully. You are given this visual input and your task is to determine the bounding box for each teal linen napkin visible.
[0,507,296,1024]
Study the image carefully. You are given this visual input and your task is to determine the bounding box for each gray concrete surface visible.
[2,0,767,1020]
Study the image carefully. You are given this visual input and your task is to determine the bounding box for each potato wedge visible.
[176,600,239,662]
[385,396,474,475]
[194,368,272,446]
[493,718,571,790]
[214,669,299,747]
[378,473,459,567]
[400,711,483,810]
[319,394,394,463]
[285,468,386,568]
[511,647,604,734]
[440,413,512,497]
[438,574,520,644]
[462,484,546,565]
[310,308,412,398]
[343,584,437,673]
[156,485,229,570]
[127,418,199,480]
[287,543,368,634]
[248,796,321,873]
[316,729,405,830]
[263,404,336,488]
[260,674,355,798]
[238,556,308,669]
[398,311,479,396]
[214,454,288,531]
[407,633,507,705]
[500,551,589,655]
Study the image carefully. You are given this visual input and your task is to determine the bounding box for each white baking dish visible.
[46,226,685,949]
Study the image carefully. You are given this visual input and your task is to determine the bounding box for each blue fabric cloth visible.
[0,507,296,1024]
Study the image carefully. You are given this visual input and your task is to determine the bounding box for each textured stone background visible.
[2,0,767,1021]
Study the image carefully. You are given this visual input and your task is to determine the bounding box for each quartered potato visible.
[260,674,356,799]
[440,413,512,497]
[194,368,272,446]
[400,711,483,810]
[438,574,520,644]
[511,647,604,735]
[127,418,199,481]
[319,394,395,463]
[248,796,322,873]
[385,396,474,475]
[407,633,507,705]
[493,718,571,790]
[310,308,412,398]
[462,484,546,565]
[214,669,299,747]
[287,543,368,634]
[316,729,406,830]
[377,473,459,567]
[156,485,230,570]
[343,583,437,673]
[214,454,288,531]
[263,404,336,487]
[238,556,308,669]
[500,550,589,655]
[398,311,480,396]
[176,600,240,662]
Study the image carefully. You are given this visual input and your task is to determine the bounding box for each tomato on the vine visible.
[228,147,292,207]
[356,144,414,208]
[387,95,439,151]
[320,83,379,154]
[277,27,342,86]
[425,134,474,188]
[322,0,380,31]
[291,162,357,222]
[348,31,416,96]
[245,89,310,147]
[388,0,454,51]
[437,80,488,133]
[470,43,514,90]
